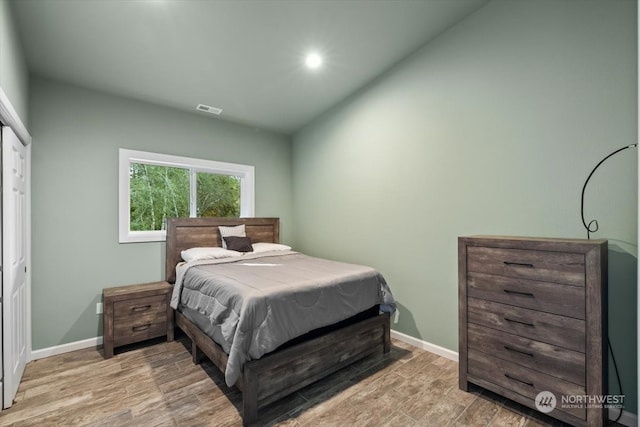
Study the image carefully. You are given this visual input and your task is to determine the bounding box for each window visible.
[119,149,254,243]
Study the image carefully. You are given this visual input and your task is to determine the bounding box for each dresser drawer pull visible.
[503,289,534,297]
[504,317,535,327]
[504,373,534,387]
[132,324,151,332]
[131,305,152,312]
[503,261,534,268]
[504,345,534,357]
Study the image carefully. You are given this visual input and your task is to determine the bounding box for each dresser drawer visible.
[468,297,585,352]
[467,323,585,386]
[114,295,166,319]
[468,272,585,319]
[467,246,585,286]
[468,349,585,420]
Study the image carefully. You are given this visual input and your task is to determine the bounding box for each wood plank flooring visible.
[0,336,577,426]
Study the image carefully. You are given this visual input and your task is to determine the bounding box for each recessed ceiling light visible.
[305,52,323,70]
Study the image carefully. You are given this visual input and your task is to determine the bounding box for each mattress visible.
[170,250,395,386]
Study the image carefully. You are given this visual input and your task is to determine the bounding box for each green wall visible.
[29,77,293,350]
[292,0,637,414]
[0,0,28,125]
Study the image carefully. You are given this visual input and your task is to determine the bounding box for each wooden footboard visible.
[175,310,391,426]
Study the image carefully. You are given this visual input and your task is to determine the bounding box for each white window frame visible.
[119,148,255,243]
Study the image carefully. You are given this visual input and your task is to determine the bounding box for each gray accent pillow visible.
[223,236,253,252]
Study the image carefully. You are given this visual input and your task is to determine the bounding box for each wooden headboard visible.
[165,217,279,283]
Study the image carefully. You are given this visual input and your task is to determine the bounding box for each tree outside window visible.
[129,164,241,231]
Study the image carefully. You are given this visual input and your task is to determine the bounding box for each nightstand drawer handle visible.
[504,345,534,357]
[131,305,152,312]
[503,289,534,297]
[132,324,151,332]
[504,373,534,387]
[504,317,535,327]
[503,261,534,268]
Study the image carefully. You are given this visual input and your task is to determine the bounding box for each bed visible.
[165,217,392,426]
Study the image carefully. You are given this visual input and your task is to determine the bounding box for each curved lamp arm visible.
[580,143,637,239]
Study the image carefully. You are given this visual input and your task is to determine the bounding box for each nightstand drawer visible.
[467,323,585,385]
[114,295,166,319]
[468,297,585,352]
[114,315,167,345]
[467,246,585,286]
[467,272,585,319]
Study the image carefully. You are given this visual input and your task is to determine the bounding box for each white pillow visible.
[251,242,292,253]
[218,224,246,249]
[181,247,242,262]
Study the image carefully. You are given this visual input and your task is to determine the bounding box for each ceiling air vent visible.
[196,104,223,115]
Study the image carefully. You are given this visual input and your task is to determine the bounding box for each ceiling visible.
[11,0,488,135]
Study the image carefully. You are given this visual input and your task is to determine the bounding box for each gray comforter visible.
[170,250,395,386]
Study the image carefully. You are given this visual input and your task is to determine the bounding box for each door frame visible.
[0,89,30,146]
[0,87,32,371]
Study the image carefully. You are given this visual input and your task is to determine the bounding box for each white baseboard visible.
[30,336,103,361]
[390,329,458,362]
[390,330,637,427]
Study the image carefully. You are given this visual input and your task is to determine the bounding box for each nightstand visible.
[103,281,174,358]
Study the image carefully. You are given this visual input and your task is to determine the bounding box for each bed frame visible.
[165,217,391,426]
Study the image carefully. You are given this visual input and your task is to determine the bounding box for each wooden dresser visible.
[458,236,607,427]
[103,281,174,358]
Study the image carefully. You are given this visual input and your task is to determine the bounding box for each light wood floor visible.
[0,336,573,426]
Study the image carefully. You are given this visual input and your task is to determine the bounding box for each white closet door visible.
[2,126,27,408]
